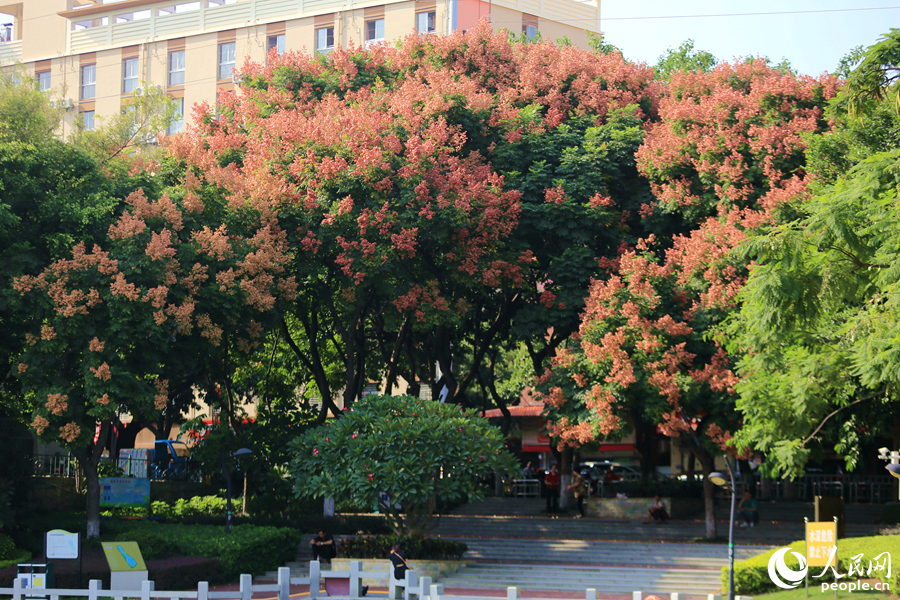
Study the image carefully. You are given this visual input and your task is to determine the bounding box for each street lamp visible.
[708,456,737,600]
[222,447,253,534]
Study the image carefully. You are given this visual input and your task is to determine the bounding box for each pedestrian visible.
[647,496,669,523]
[523,461,536,479]
[310,529,336,564]
[566,467,587,518]
[544,464,561,514]
[736,491,759,527]
[389,544,414,581]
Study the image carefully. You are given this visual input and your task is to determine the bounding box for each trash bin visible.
[16,563,54,596]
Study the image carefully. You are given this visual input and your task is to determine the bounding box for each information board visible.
[99,477,151,508]
[806,520,837,567]
[101,542,146,572]
[46,530,78,560]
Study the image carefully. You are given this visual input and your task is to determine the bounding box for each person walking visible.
[544,464,561,515]
[567,467,587,518]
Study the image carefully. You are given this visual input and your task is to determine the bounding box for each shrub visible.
[114,529,177,560]
[151,496,241,520]
[0,534,15,561]
[339,535,467,560]
[726,535,900,595]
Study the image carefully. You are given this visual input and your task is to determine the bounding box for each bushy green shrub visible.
[339,535,466,560]
[114,529,177,560]
[726,535,900,595]
[151,496,242,519]
[0,549,30,572]
[0,534,15,560]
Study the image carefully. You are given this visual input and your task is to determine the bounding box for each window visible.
[267,34,285,55]
[37,71,51,92]
[416,11,436,34]
[167,98,184,135]
[218,42,235,80]
[123,57,139,94]
[523,24,538,40]
[315,27,334,53]
[364,19,384,45]
[81,110,95,131]
[80,64,95,100]
[168,50,185,86]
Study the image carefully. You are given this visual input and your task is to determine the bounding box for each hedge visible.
[339,536,467,560]
[724,535,900,595]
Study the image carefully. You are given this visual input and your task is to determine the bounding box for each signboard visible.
[99,477,150,508]
[101,542,146,572]
[806,520,837,567]
[46,530,78,560]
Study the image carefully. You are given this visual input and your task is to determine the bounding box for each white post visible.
[12,575,25,600]
[419,576,432,600]
[309,561,321,600]
[141,579,155,600]
[430,583,444,600]
[350,561,362,598]
[633,591,643,600]
[507,587,519,600]
[198,581,209,600]
[671,593,681,600]
[586,589,597,600]
[240,574,252,600]
[709,595,722,600]
[277,566,290,600]
[89,580,102,600]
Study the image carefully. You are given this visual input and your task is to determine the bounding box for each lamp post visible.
[222,447,253,534]
[878,447,900,500]
[708,456,737,600]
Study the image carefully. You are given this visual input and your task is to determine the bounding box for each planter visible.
[585,496,703,520]
[330,559,465,586]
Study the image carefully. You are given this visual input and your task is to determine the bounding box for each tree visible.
[288,394,518,536]
[845,28,900,117]
[538,61,838,538]
[171,22,661,417]
[13,183,295,537]
[654,39,717,82]
[730,150,900,477]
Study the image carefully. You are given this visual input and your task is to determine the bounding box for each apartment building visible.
[0,0,601,137]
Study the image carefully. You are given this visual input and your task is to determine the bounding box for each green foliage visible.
[731,149,900,476]
[846,28,900,117]
[0,549,31,571]
[587,32,624,56]
[0,70,59,145]
[97,462,125,478]
[114,529,177,560]
[726,536,900,595]
[0,534,15,560]
[289,394,519,536]
[339,535,467,560]
[654,39,717,81]
[151,496,242,519]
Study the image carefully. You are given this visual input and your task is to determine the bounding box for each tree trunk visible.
[693,446,718,539]
[82,455,101,538]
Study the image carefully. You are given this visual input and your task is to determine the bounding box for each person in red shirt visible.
[544,464,561,514]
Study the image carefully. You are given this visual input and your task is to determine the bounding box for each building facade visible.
[0,0,601,137]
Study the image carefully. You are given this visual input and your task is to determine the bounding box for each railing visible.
[503,479,540,498]
[31,453,197,482]
[0,564,754,600]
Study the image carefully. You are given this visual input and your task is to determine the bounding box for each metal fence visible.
[31,454,195,481]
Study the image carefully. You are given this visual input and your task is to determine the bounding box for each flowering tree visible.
[14,183,295,537]
[289,394,517,536]
[538,61,838,538]
[169,22,661,416]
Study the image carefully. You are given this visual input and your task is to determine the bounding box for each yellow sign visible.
[806,521,837,567]
[101,542,146,572]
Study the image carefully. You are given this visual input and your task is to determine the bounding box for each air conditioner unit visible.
[133,86,144,96]
[231,72,241,84]
[49,99,58,109]
[61,98,74,109]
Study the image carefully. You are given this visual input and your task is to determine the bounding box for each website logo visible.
[768,548,808,589]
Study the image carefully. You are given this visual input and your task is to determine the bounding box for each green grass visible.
[753,583,892,600]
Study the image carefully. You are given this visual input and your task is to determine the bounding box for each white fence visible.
[0,563,756,600]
